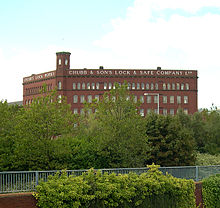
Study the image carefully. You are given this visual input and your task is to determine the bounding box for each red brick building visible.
[23,52,198,115]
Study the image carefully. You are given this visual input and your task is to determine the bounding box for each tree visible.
[78,83,150,168]
[145,112,196,166]
[0,101,21,171]
[12,89,77,170]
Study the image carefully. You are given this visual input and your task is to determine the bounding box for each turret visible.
[56,52,71,70]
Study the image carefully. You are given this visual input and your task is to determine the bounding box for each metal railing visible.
[0,165,219,194]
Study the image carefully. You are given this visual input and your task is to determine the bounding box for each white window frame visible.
[73,95,78,103]
[163,96,167,104]
[184,96,188,104]
[170,96,174,104]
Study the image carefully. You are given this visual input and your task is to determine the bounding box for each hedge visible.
[34,164,196,208]
[202,174,220,208]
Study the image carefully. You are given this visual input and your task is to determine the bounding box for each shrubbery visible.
[34,165,196,208]
[196,153,220,166]
[202,174,220,208]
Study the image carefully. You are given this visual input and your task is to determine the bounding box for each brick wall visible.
[0,193,37,208]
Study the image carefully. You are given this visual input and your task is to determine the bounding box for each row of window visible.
[25,84,53,95]
[139,108,188,116]
[73,108,189,116]
[69,82,190,91]
[72,94,189,104]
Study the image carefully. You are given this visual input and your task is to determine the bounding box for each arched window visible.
[58,81,62,90]
[73,95,78,103]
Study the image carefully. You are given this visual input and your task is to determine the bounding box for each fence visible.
[0,165,220,194]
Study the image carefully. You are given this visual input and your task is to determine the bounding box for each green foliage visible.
[78,83,150,168]
[0,90,78,171]
[145,112,196,166]
[202,174,220,208]
[0,101,21,171]
[12,90,77,170]
[192,109,220,155]
[35,165,196,208]
[196,153,220,166]
[1,84,220,171]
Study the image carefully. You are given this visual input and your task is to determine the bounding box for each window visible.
[109,82,112,89]
[181,83,184,90]
[133,95,137,103]
[184,108,188,114]
[170,96,174,104]
[184,96,188,104]
[132,83,135,90]
[147,95,151,103]
[113,83,116,89]
[96,82,99,90]
[65,59,68,65]
[141,83,145,90]
[186,83,189,90]
[88,95,92,103]
[167,83,171,90]
[58,58,61,65]
[127,83,131,90]
[177,96,181,104]
[163,109,167,115]
[73,108,78,114]
[154,95,158,103]
[87,83,90,90]
[91,83,95,90]
[77,83,81,90]
[80,95,85,103]
[58,95,62,103]
[163,96,167,103]
[73,95,78,103]
[58,81,62,90]
[95,95,99,102]
[155,83,158,90]
[126,96,130,101]
[80,109,84,115]
[170,109,174,115]
[140,109,144,116]
[112,96,116,102]
[140,95,144,103]
[146,83,149,90]
[147,109,152,114]
[176,83,180,90]
[151,83,154,90]
[163,83,166,90]
[82,83,86,90]
[104,83,107,90]
[172,83,175,90]
[137,83,140,90]
[154,109,158,114]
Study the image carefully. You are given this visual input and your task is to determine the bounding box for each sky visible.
[0,0,220,109]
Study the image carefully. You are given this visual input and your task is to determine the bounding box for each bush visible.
[202,174,220,208]
[34,165,196,208]
[196,153,220,166]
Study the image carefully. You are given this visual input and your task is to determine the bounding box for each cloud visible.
[93,0,220,108]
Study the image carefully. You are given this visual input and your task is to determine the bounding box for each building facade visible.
[23,52,198,115]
